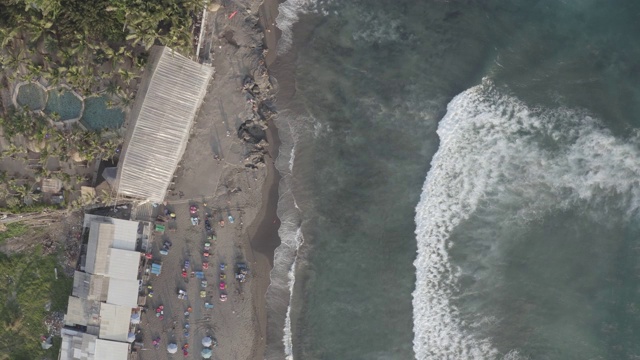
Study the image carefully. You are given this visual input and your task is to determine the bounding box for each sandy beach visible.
[134,0,282,359]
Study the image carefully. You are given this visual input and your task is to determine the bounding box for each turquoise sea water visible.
[267,1,640,359]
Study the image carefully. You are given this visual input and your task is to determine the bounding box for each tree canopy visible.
[0,0,203,93]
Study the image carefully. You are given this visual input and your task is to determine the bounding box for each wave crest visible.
[413,80,640,359]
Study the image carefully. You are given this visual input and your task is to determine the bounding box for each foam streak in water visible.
[413,80,640,359]
[266,111,316,360]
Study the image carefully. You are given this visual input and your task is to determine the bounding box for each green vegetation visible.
[0,0,204,94]
[0,247,73,360]
[0,108,121,161]
[0,223,28,244]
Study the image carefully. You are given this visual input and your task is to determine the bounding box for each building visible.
[114,46,214,203]
[59,215,143,360]
[59,329,130,360]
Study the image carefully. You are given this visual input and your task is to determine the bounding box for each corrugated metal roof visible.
[106,278,139,308]
[110,218,138,251]
[94,339,130,360]
[106,248,140,280]
[98,303,131,342]
[72,272,109,301]
[59,328,98,360]
[116,46,214,203]
[64,297,100,327]
[85,222,115,275]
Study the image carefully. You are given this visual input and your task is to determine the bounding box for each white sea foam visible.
[413,80,640,359]
[283,230,302,360]
[266,111,317,360]
[275,0,318,55]
[352,10,414,44]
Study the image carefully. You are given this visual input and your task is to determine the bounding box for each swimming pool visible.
[44,88,83,121]
[80,95,125,130]
[16,83,47,111]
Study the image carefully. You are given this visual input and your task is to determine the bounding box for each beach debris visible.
[228,10,238,19]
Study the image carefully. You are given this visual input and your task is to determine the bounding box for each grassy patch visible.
[0,247,72,359]
[0,223,28,244]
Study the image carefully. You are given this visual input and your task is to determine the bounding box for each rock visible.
[237,121,266,144]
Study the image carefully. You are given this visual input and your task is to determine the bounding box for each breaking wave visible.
[275,0,331,54]
[413,80,640,359]
[265,110,316,360]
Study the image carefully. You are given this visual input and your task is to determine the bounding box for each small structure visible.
[151,263,162,275]
[201,348,213,359]
[41,178,63,193]
[202,337,212,347]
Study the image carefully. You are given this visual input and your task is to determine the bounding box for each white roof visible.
[116,46,214,203]
[59,328,98,360]
[106,278,139,308]
[85,222,114,275]
[94,339,130,360]
[98,303,131,342]
[106,248,140,280]
[110,218,138,251]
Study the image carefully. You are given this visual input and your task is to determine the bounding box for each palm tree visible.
[2,144,27,159]
[10,183,29,201]
[99,189,116,205]
[38,149,50,167]
[118,68,137,85]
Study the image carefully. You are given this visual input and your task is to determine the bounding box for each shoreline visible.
[247,0,283,358]
[133,1,284,359]
[238,0,285,358]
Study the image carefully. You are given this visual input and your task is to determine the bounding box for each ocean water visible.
[266,1,640,359]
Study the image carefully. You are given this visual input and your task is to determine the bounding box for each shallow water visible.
[81,96,125,130]
[44,88,83,121]
[16,83,46,111]
[267,0,640,359]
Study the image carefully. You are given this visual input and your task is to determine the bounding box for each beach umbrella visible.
[127,333,136,342]
[167,343,178,354]
[202,337,212,347]
[201,348,212,358]
[130,313,141,324]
